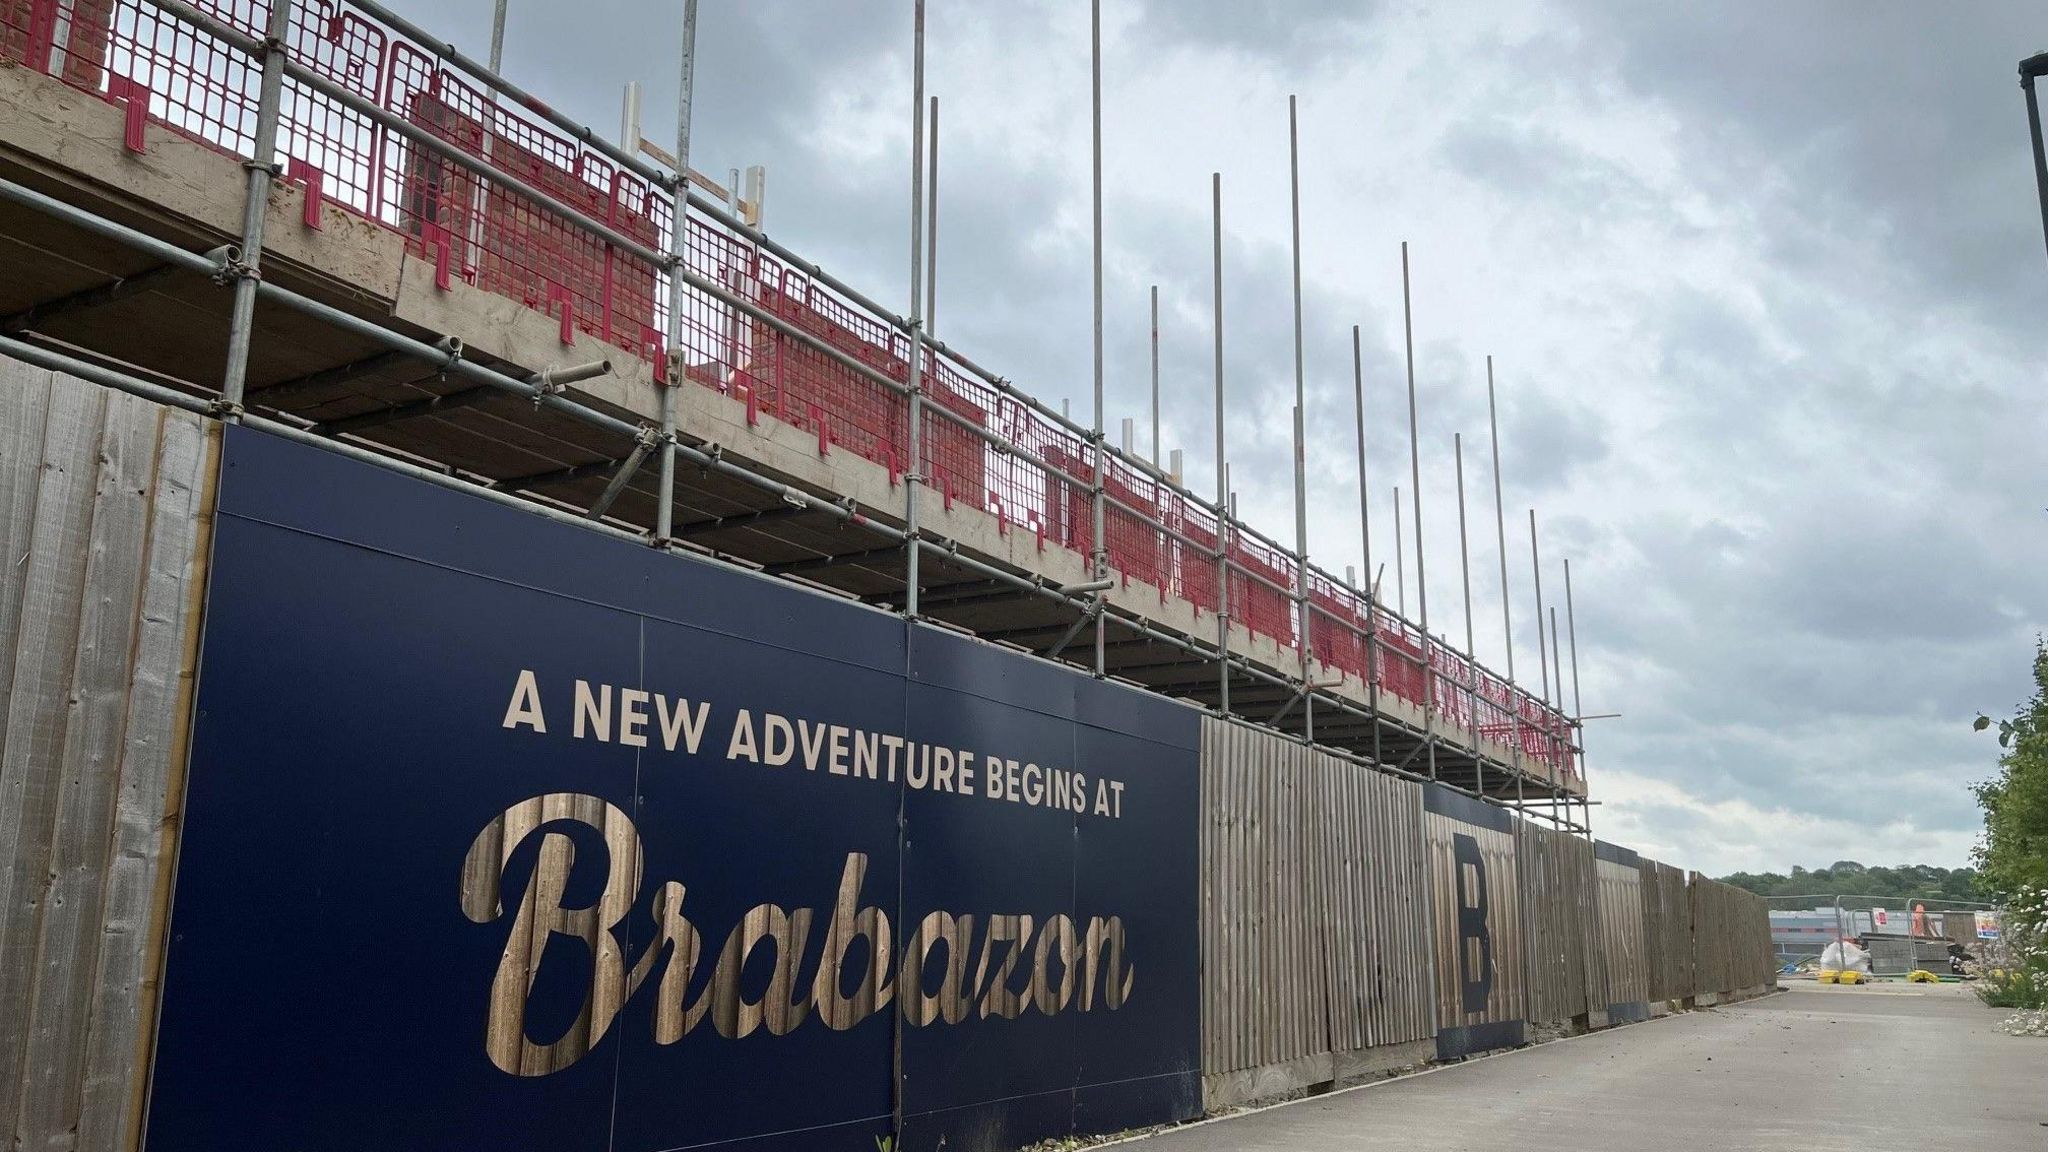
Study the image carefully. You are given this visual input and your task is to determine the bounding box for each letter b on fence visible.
[1451,833,1493,1016]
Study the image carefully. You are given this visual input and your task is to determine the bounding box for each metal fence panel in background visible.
[0,362,214,1152]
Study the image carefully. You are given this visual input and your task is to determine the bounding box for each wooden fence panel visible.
[1200,720,1437,1099]
[1594,843,1648,1011]
[1200,718,1324,1077]
[1516,821,1592,1024]
[1640,859,1694,1003]
[0,360,215,1152]
[1312,744,1434,1054]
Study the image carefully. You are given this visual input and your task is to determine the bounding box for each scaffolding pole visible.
[904,0,927,620]
[1090,0,1108,678]
[1150,285,1159,466]
[926,96,939,336]
[1456,433,1481,795]
[1488,357,1524,811]
[1287,95,1311,743]
[1565,557,1590,837]
[1212,173,1230,715]
[218,0,292,415]
[1353,325,1382,767]
[1399,243,1433,781]
[655,0,698,546]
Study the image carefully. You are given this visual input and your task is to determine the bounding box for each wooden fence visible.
[1198,718,1436,1103]
[1200,721,1777,1104]
[0,362,215,1152]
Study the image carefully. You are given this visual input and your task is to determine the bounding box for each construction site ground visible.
[1122,983,2048,1151]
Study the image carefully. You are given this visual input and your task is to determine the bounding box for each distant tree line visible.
[1715,860,1981,904]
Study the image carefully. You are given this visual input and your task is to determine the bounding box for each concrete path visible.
[1131,984,2048,1151]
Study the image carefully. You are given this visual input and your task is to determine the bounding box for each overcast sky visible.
[402,0,2048,876]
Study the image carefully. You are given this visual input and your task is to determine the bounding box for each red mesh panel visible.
[1376,617,1428,707]
[1227,534,1296,648]
[1165,494,1219,616]
[1308,573,1370,682]
[1103,458,1167,591]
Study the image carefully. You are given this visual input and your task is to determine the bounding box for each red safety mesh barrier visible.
[21,0,1581,782]
[387,44,666,349]
[1430,638,1473,733]
[1472,669,1518,749]
[1307,572,1370,683]
[1376,616,1429,708]
[1227,534,1296,648]
[1163,493,1220,616]
[1103,457,1168,593]
[916,370,991,516]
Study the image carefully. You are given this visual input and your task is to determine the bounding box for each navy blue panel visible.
[895,630,1201,1152]
[1434,1019,1526,1061]
[147,427,1200,1152]
[1420,780,1515,833]
[1594,840,1640,867]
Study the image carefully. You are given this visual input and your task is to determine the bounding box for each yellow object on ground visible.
[1838,970,1864,985]
[1907,970,1939,983]
[1817,969,1839,983]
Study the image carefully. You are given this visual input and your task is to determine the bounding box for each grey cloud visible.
[382,0,2043,869]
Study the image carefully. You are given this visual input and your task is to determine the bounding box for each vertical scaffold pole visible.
[1565,557,1591,837]
[656,0,699,546]
[2023,56,2048,270]
[1529,507,1553,822]
[1487,357,1524,809]
[1150,285,1160,466]
[1286,95,1311,742]
[1456,433,1481,794]
[1353,325,1381,767]
[1212,173,1229,715]
[1530,508,1550,705]
[1549,605,1568,832]
[926,96,939,334]
[1393,487,1405,615]
[895,7,924,1143]
[489,0,508,70]
[219,0,294,416]
[1089,0,1108,678]
[903,0,927,621]
[1400,243,1433,781]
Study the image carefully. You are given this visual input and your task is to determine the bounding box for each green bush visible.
[1975,962,2046,1010]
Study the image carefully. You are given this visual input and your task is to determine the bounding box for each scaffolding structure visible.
[0,0,1590,827]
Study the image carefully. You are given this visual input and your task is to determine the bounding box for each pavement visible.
[1126,984,2048,1151]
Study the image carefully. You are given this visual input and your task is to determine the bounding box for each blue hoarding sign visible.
[144,428,1200,1151]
